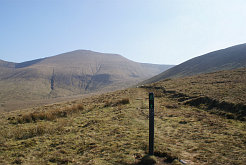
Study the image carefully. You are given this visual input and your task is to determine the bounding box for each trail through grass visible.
[0,88,245,164]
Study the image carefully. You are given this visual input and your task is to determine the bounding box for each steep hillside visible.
[0,50,173,112]
[144,43,246,84]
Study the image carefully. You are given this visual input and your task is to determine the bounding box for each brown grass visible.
[152,68,246,104]
[104,98,130,107]
[0,87,245,164]
[1,119,67,140]
[144,68,246,121]
[10,104,84,124]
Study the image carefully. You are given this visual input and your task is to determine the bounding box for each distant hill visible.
[0,50,173,111]
[143,43,246,84]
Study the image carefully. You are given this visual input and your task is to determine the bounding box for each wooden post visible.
[149,92,154,155]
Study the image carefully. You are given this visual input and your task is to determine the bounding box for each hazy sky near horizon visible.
[1,0,246,65]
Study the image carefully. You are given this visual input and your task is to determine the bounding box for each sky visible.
[1,0,246,65]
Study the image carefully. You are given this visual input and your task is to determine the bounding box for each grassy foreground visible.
[0,86,246,164]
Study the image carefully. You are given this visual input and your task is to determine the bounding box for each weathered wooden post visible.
[149,92,154,155]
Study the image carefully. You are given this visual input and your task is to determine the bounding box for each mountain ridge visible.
[143,43,246,84]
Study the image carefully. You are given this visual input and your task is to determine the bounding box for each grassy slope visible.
[0,85,246,164]
[151,67,246,104]
[143,43,246,84]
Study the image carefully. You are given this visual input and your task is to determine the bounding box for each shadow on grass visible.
[130,151,177,165]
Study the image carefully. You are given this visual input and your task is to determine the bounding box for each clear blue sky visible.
[1,0,246,65]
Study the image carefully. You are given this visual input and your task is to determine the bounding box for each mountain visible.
[143,43,246,84]
[0,50,173,111]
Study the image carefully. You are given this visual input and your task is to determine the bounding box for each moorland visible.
[0,67,245,165]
